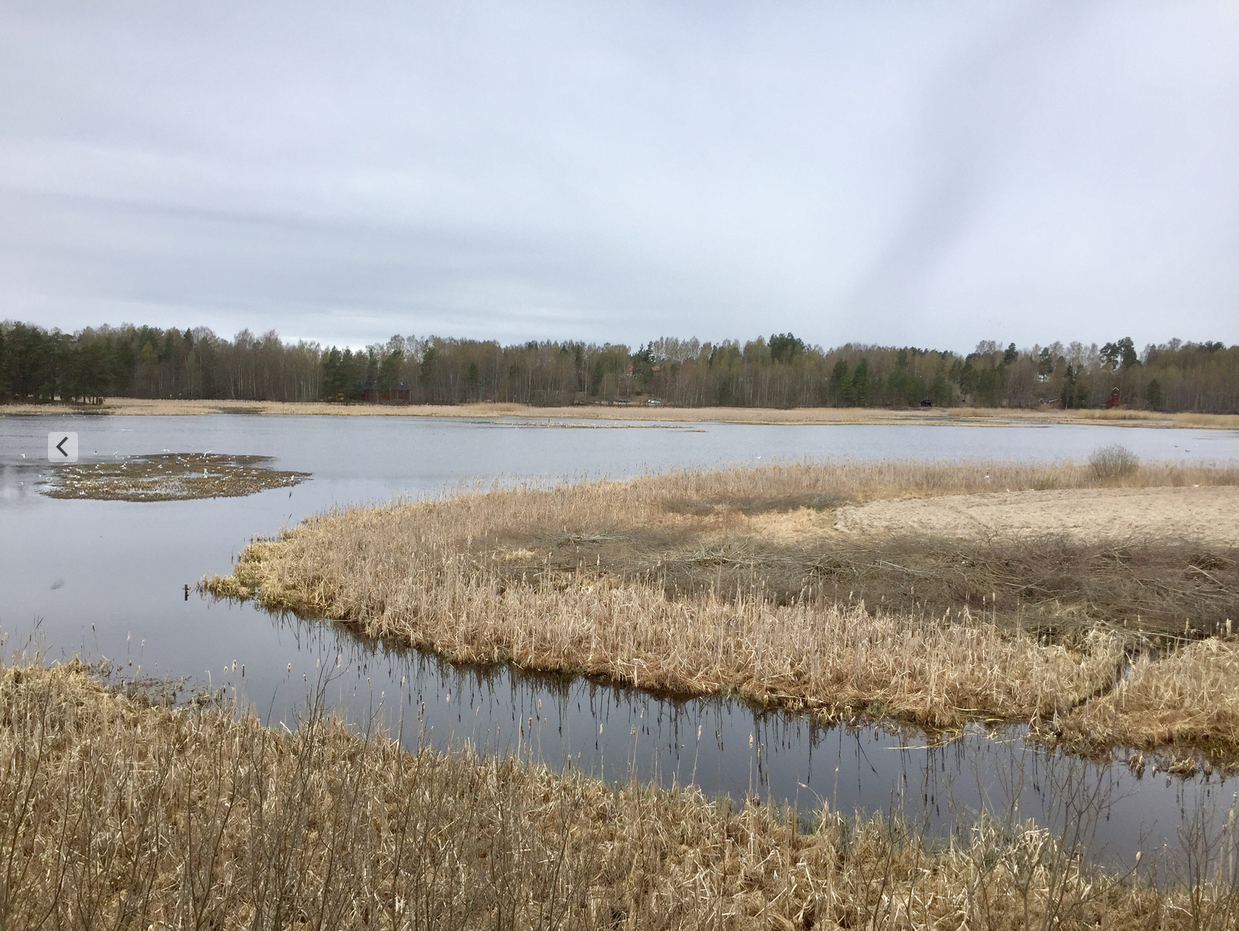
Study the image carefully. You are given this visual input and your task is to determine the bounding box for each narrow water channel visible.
[3,413,1238,871]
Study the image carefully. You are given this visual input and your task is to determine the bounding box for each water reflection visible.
[214,606,1236,871]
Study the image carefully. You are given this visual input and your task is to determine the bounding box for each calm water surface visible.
[3,413,1238,869]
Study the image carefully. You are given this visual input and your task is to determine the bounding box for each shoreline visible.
[4,396,1237,428]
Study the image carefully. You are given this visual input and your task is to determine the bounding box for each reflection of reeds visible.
[5,657,1239,927]
[217,558,1123,727]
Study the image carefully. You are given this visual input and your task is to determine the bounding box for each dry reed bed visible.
[244,457,1237,538]
[202,459,1239,730]
[6,657,1238,930]
[578,458,1239,510]
[1057,638,1239,762]
[215,544,1122,727]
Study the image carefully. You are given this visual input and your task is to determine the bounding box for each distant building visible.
[361,382,411,404]
[1105,387,1121,408]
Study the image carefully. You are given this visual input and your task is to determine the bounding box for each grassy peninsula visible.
[205,457,1239,766]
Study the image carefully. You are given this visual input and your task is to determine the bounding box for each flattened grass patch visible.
[43,452,309,501]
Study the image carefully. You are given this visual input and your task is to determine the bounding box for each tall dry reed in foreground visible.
[6,657,1239,930]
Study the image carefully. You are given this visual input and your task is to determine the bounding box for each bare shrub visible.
[1089,444,1141,482]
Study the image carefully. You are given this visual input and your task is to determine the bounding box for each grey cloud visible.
[1,1,1236,350]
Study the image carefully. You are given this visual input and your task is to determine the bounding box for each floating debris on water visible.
[43,452,310,501]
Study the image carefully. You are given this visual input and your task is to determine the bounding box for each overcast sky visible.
[2,2,1236,352]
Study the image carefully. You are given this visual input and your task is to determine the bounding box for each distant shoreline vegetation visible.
[1,321,1236,414]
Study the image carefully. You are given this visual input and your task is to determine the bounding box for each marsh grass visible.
[44,452,310,501]
[219,552,1125,727]
[6,656,1239,929]
[1057,638,1239,766]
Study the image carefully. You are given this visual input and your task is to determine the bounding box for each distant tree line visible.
[2,320,1237,413]
[0,324,320,404]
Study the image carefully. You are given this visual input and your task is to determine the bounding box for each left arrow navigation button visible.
[47,432,78,463]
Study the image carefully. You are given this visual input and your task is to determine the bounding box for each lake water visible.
[2,412,1239,870]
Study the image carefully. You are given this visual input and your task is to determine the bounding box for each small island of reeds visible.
[44,452,310,501]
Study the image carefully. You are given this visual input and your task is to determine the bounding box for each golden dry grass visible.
[6,396,1238,428]
[944,407,1239,430]
[1068,409,1239,430]
[206,460,1224,730]
[832,485,1239,547]
[1057,638,1239,762]
[6,656,1237,929]
[212,549,1123,727]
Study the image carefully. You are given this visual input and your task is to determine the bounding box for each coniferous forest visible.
[1,321,1236,413]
